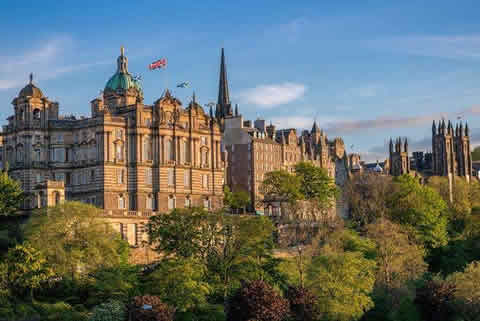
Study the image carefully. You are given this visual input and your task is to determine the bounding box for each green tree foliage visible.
[0,170,24,217]
[223,186,250,213]
[294,162,338,206]
[260,170,303,205]
[130,295,175,321]
[471,146,480,161]
[148,207,217,260]
[366,218,427,290]
[89,300,125,321]
[24,202,128,281]
[227,280,290,321]
[144,258,211,312]
[449,261,480,321]
[88,264,140,305]
[5,242,54,300]
[388,175,449,248]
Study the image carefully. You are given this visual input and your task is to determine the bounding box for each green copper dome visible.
[105,47,143,95]
[105,72,142,93]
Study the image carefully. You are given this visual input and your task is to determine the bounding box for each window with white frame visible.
[115,143,123,161]
[168,168,174,186]
[184,170,190,187]
[118,194,125,209]
[202,174,208,189]
[185,196,191,208]
[146,194,153,210]
[146,168,152,185]
[168,195,175,210]
[201,136,207,145]
[203,198,210,210]
[117,169,125,184]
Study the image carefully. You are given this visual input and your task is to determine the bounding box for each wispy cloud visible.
[0,36,108,90]
[324,106,480,135]
[236,82,307,108]
[369,35,480,60]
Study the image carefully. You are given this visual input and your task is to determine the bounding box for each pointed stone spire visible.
[404,138,408,153]
[192,91,196,104]
[459,122,464,137]
[312,120,319,133]
[455,123,459,136]
[209,104,213,118]
[432,120,436,135]
[465,122,469,136]
[389,138,393,154]
[235,104,239,116]
[217,48,232,118]
[29,73,33,84]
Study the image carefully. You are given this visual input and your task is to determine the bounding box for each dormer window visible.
[33,109,41,120]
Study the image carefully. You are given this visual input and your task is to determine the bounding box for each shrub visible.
[89,300,125,321]
[285,286,318,321]
[227,280,290,321]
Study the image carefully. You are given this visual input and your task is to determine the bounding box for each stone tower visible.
[389,137,410,176]
[432,119,472,182]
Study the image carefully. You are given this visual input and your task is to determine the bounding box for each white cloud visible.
[236,82,307,108]
[269,115,337,131]
[0,36,107,90]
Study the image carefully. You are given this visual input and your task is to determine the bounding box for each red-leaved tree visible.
[130,295,175,321]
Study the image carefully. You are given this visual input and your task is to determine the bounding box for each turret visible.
[389,138,393,154]
[404,138,408,153]
[459,122,464,137]
[432,120,436,135]
[465,122,469,136]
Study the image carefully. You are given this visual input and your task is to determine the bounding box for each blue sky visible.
[2,0,480,161]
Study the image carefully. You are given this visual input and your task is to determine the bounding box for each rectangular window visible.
[168,168,174,186]
[201,136,207,145]
[34,149,41,161]
[184,170,190,187]
[146,196,153,210]
[118,196,125,209]
[54,148,65,162]
[168,197,175,210]
[35,173,41,184]
[127,223,137,246]
[185,197,191,208]
[115,129,123,139]
[54,173,65,182]
[117,169,125,184]
[146,168,152,185]
[202,174,208,189]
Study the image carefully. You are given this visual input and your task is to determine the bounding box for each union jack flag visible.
[148,58,167,70]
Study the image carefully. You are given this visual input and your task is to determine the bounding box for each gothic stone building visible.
[0,48,225,249]
[223,116,348,215]
[387,137,410,176]
[432,119,472,182]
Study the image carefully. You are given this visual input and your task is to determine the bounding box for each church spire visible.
[217,48,232,118]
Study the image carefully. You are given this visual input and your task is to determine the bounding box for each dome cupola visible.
[105,47,143,95]
[18,73,44,98]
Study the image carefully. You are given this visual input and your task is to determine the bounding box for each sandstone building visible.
[432,119,472,182]
[0,47,225,248]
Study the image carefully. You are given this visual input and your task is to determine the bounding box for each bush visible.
[35,301,88,321]
[89,300,125,321]
[227,280,290,321]
[130,296,175,321]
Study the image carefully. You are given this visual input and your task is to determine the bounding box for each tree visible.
[260,170,303,208]
[344,173,392,228]
[224,186,250,214]
[366,218,427,290]
[449,261,480,321]
[148,207,217,260]
[388,175,449,248]
[414,278,456,321]
[294,162,338,206]
[130,296,175,321]
[0,170,24,245]
[88,264,140,305]
[144,258,211,312]
[5,242,54,300]
[306,250,376,321]
[227,280,290,321]
[471,146,480,161]
[24,202,129,281]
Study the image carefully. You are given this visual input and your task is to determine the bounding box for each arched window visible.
[184,139,191,163]
[143,136,152,161]
[33,109,41,120]
[118,194,125,209]
[203,197,210,210]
